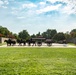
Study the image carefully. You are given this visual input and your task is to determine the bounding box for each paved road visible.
[0,43,76,48]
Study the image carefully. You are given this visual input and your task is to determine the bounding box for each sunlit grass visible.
[68,43,76,46]
[0,48,76,75]
[0,43,6,46]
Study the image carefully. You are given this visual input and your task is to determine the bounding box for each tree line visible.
[0,25,76,42]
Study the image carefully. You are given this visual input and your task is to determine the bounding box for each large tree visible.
[0,26,11,37]
[64,31,71,40]
[36,32,41,37]
[31,34,36,38]
[53,32,66,41]
[42,29,57,39]
[70,29,76,38]
[18,30,30,40]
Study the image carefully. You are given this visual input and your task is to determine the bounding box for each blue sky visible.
[0,0,76,34]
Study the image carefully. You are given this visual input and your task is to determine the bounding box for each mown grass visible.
[68,43,76,46]
[0,47,76,75]
[0,43,6,46]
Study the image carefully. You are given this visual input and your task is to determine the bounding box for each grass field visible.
[0,47,76,75]
[0,43,6,46]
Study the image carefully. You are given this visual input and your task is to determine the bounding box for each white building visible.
[0,37,9,43]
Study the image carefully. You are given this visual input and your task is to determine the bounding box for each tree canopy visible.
[18,30,30,40]
[42,29,57,39]
[0,26,10,37]
[70,29,76,38]
[0,25,76,42]
[0,26,17,38]
[53,32,66,41]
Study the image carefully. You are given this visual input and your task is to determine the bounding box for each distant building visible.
[32,36,46,42]
[0,37,9,43]
[67,38,76,44]
[0,37,16,43]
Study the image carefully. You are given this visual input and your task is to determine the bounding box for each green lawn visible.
[0,43,6,46]
[0,47,76,75]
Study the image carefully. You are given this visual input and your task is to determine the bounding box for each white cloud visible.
[11,10,18,15]
[39,2,46,5]
[46,0,76,15]
[36,4,61,14]
[47,0,69,3]
[0,0,9,5]
[11,7,22,16]
[17,16,25,19]
[22,3,37,9]
[61,0,76,15]
[0,0,4,5]
[4,0,9,5]
[2,6,7,8]
[0,0,9,8]
[61,5,75,15]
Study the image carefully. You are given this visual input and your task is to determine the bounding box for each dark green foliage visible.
[53,32,66,41]
[0,25,76,42]
[0,26,16,38]
[0,26,10,37]
[36,32,41,37]
[31,34,36,38]
[18,30,30,40]
[70,29,76,38]
[13,33,18,39]
[42,29,57,39]
[71,29,76,32]
[65,32,71,40]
